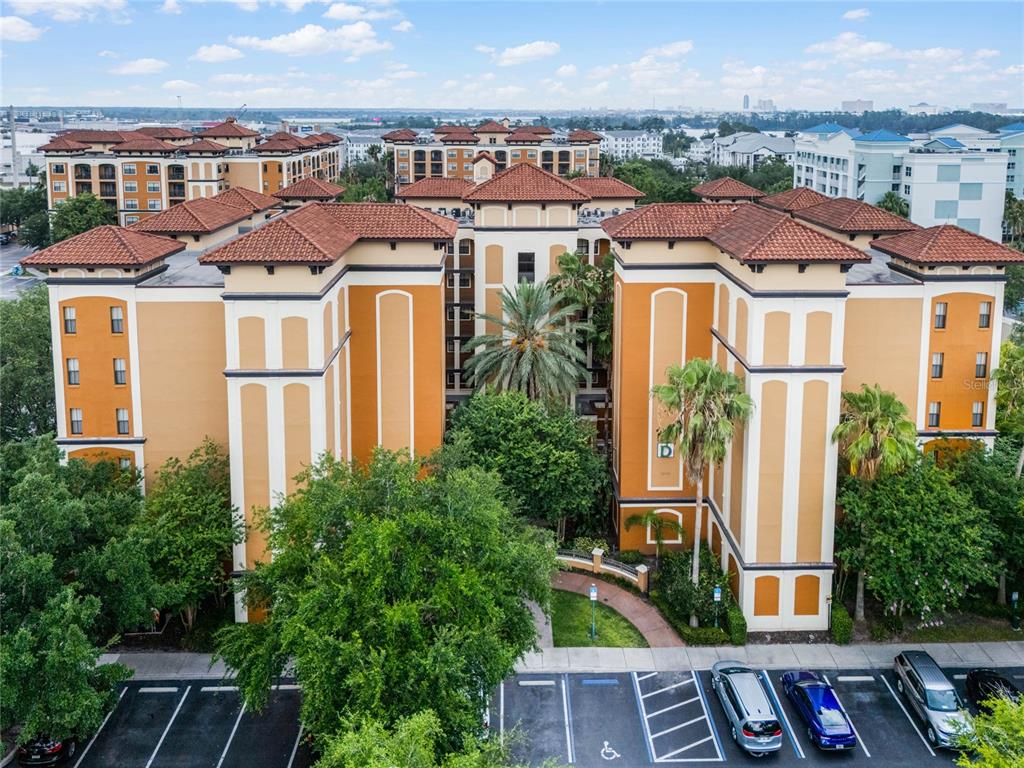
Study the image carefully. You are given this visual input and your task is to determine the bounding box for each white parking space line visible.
[760,671,804,760]
[139,687,179,694]
[145,685,191,768]
[202,686,239,692]
[836,675,875,683]
[560,675,575,764]
[72,688,126,768]
[637,672,658,682]
[880,675,937,758]
[631,673,657,763]
[273,684,301,690]
[693,674,725,762]
[642,678,694,698]
[286,725,304,768]
[647,696,699,718]
[953,674,967,680]
[518,679,556,686]
[214,704,246,768]
[823,674,871,758]
[650,715,705,739]
[657,736,714,760]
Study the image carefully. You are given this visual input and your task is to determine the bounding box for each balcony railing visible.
[73,169,92,180]
[168,169,185,180]
[98,168,116,180]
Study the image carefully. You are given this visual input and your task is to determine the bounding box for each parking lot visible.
[72,679,314,768]
[493,665,1024,766]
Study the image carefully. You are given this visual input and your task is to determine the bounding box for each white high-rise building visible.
[598,130,664,160]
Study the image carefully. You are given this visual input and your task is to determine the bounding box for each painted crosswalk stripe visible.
[642,678,694,698]
[650,715,706,739]
[656,735,714,759]
[273,684,301,690]
[646,696,699,718]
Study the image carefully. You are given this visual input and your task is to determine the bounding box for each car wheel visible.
[927,726,937,746]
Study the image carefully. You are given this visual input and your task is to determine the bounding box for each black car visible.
[16,738,78,766]
[0,231,12,245]
[965,669,1021,712]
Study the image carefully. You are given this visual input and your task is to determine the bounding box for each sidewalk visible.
[104,638,1024,681]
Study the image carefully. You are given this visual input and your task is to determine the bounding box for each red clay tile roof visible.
[795,197,919,234]
[525,125,553,135]
[505,131,544,143]
[129,197,251,234]
[253,137,304,153]
[396,177,474,199]
[21,225,184,267]
[111,138,178,153]
[571,177,645,199]
[382,128,418,141]
[691,177,765,200]
[211,187,280,213]
[39,136,91,152]
[472,151,498,165]
[872,224,1024,265]
[568,129,603,142]
[316,132,342,142]
[708,204,868,264]
[272,177,346,201]
[198,117,260,138]
[475,120,509,133]
[462,162,590,202]
[59,129,145,143]
[179,139,229,154]
[199,202,456,265]
[440,133,479,143]
[136,126,194,140]
[602,203,736,239]
[436,125,474,134]
[758,186,831,213]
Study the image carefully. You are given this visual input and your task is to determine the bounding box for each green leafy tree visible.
[0,184,47,228]
[838,457,995,620]
[341,177,389,202]
[0,284,56,441]
[215,451,556,754]
[831,384,918,622]
[17,210,51,249]
[444,391,607,540]
[145,439,241,632]
[993,340,1024,471]
[954,694,1024,768]
[624,510,684,568]
[876,190,910,219]
[463,282,589,402]
[1003,190,1024,247]
[652,358,753,627]
[613,158,700,203]
[546,251,614,363]
[50,193,115,243]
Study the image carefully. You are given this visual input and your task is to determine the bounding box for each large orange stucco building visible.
[24,168,1023,629]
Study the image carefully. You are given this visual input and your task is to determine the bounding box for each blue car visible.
[781,670,857,751]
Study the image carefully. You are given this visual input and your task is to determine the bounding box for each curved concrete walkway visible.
[554,571,683,647]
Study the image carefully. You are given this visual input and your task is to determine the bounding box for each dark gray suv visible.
[893,651,973,748]
[710,660,784,756]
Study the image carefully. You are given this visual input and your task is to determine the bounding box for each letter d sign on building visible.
[656,442,675,459]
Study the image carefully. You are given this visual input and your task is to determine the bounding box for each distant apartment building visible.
[972,103,1008,112]
[344,133,384,165]
[598,130,664,160]
[794,123,1008,240]
[686,137,713,165]
[710,132,794,169]
[841,99,873,114]
[39,118,343,225]
[382,119,602,189]
[752,98,776,113]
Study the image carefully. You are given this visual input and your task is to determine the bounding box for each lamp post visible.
[589,583,598,640]
[713,585,722,628]
[1012,591,1020,632]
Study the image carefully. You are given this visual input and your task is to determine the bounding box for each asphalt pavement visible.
[0,242,41,300]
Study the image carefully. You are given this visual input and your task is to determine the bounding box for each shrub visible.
[724,602,747,645]
[868,622,891,642]
[649,590,729,645]
[613,549,644,565]
[570,536,609,555]
[657,546,729,626]
[831,602,853,645]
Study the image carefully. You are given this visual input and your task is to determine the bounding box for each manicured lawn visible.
[550,589,648,648]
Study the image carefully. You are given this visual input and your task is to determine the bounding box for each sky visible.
[1,0,1022,112]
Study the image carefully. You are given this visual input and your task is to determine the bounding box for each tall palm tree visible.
[876,190,910,219]
[652,358,753,627]
[624,510,685,569]
[463,282,590,402]
[831,384,918,623]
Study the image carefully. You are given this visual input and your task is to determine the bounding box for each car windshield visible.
[817,706,847,727]
[926,688,960,712]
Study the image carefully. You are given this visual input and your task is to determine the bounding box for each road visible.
[0,241,42,300]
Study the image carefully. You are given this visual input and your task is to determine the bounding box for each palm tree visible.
[1004,191,1024,246]
[831,384,918,623]
[876,190,910,219]
[652,358,753,627]
[624,510,685,569]
[463,281,590,402]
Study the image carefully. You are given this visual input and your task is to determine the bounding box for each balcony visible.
[75,182,93,195]
[168,168,185,181]
[99,182,117,198]
[73,168,92,180]
[98,167,116,180]
[168,183,186,199]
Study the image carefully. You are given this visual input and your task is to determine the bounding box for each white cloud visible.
[587,64,619,79]
[484,40,560,66]
[190,44,244,63]
[974,48,1000,59]
[582,80,609,96]
[541,78,570,96]
[109,57,168,75]
[211,72,281,84]
[474,44,495,54]
[720,60,781,91]
[97,49,118,57]
[9,0,126,22]
[322,2,395,20]
[1001,64,1024,75]
[555,63,577,78]
[842,8,870,21]
[163,79,200,92]
[392,19,412,32]
[0,16,43,42]
[645,40,693,58]
[806,32,894,60]
[230,22,391,59]
[442,79,459,89]
[158,0,182,14]
[494,85,527,98]
[800,59,828,71]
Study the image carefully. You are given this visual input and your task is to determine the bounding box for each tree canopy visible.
[0,284,56,442]
[50,193,116,244]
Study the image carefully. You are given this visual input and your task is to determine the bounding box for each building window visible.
[70,408,83,435]
[66,358,80,385]
[934,301,947,329]
[147,181,160,193]
[123,164,136,175]
[52,163,65,174]
[119,457,131,470]
[124,181,138,193]
[904,185,911,195]
[972,401,985,428]
[125,199,139,210]
[976,352,988,378]
[109,306,124,334]
[146,164,159,175]
[517,252,535,283]
[113,358,127,385]
[928,401,941,428]
[147,200,161,211]
[125,215,139,225]
[905,166,912,177]
[979,301,992,328]
[52,181,66,192]
[63,306,76,334]
[931,352,944,378]
[116,408,129,435]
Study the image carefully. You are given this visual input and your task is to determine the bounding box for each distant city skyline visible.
[1,1,1021,112]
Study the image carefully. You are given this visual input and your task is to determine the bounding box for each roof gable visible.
[130,197,251,234]
[198,117,260,138]
[708,204,868,264]
[795,197,919,234]
[759,186,831,213]
[273,177,347,201]
[462,163,590,203]
[211,187,280,213]
[872,224,1024,265]
[22,225,184,267]
[601,203,736,239]
[691,176,765,199]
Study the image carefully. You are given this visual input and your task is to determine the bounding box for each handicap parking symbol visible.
[600,740,621,761]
